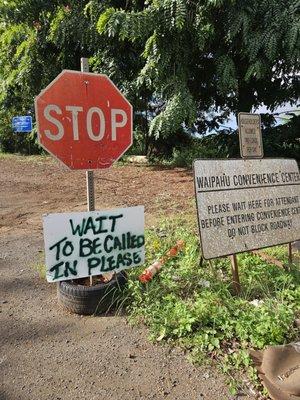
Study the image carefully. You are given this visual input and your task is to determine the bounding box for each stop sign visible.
[35,70,132,169]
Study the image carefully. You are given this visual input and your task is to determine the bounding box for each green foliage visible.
[263,115,300,161]
[168,138,227,168]
[150,87,196,139]
[166,115,300,168]
[0,125,41,154]
[97,7,116,34]
[124,217,300,388]
[0,0,155,154]
[97,7,156,41]
[161,130,239,167]
[97,0,299,141]
[216,55,238,93]
[0,0,299,154]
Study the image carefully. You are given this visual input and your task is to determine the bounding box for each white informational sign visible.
[194,159,300,259]
[238,113,263,159]
[43,206,145,282]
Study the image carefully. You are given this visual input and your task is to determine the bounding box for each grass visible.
[0,152,50,162]
[123,216,300,395]
[0,152,148,168]
[33,261,47,279]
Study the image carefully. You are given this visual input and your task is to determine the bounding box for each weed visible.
[123,216,300,395]
[33,262,46,279]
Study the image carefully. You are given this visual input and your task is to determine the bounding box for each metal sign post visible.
[80,58,95,213]
[81,57,95,285]
[288,242,293,265]
[230,254,241,295]
[238,112,294,265]
[230,112,264,294]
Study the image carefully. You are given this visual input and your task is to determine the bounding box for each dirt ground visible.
[0,155,255,400]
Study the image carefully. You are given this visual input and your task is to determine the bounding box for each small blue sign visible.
[12,116,32,132]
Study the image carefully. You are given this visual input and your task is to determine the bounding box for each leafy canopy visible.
[98,0,300,137]
[0,0,299,152]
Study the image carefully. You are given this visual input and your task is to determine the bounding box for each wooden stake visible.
[251,250,285,270]
[288,242,293,265]
[230,254,241,295]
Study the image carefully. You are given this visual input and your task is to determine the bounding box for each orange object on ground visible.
[139,240,185,283]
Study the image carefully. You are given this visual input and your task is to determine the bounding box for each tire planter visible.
[57,271,128,315]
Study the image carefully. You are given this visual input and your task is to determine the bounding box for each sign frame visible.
[238,112,263,159]
[193,157,300,260]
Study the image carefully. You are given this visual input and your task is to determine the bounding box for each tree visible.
[97,0,300,140]
[0,0,299,155]
[0,0,144,152]
[0,1,79,151]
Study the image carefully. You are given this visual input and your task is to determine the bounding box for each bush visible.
[168,131,239,167]
[165,115,300,168]
[170,139,226,167]
[0,112,41,155]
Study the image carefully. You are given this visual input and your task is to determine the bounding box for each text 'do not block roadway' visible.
[193,158,300,259]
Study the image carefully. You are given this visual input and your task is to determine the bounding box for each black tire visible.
[57,271,127,315]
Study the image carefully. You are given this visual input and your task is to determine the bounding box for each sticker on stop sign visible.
[35,70,133,170]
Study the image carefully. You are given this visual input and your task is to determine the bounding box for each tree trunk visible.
[236,82,256,123]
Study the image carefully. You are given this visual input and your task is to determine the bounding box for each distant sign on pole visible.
[238,113,263,159]
[12,116,32,132]
[43,206,145,282]
[194,158,300,259]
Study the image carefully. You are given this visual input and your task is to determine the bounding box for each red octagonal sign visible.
[35,70,132,169]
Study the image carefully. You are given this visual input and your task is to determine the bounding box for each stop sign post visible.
[35,60,133,285]
[80,58,95,213]
[35,68,132,170]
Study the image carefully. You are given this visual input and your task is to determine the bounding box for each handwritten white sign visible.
[43,206,145,282]
[194,159,300,259]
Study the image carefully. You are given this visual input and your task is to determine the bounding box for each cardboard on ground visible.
[194,159,300,259]
[238,113,263,158]
[43,206,145,282]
